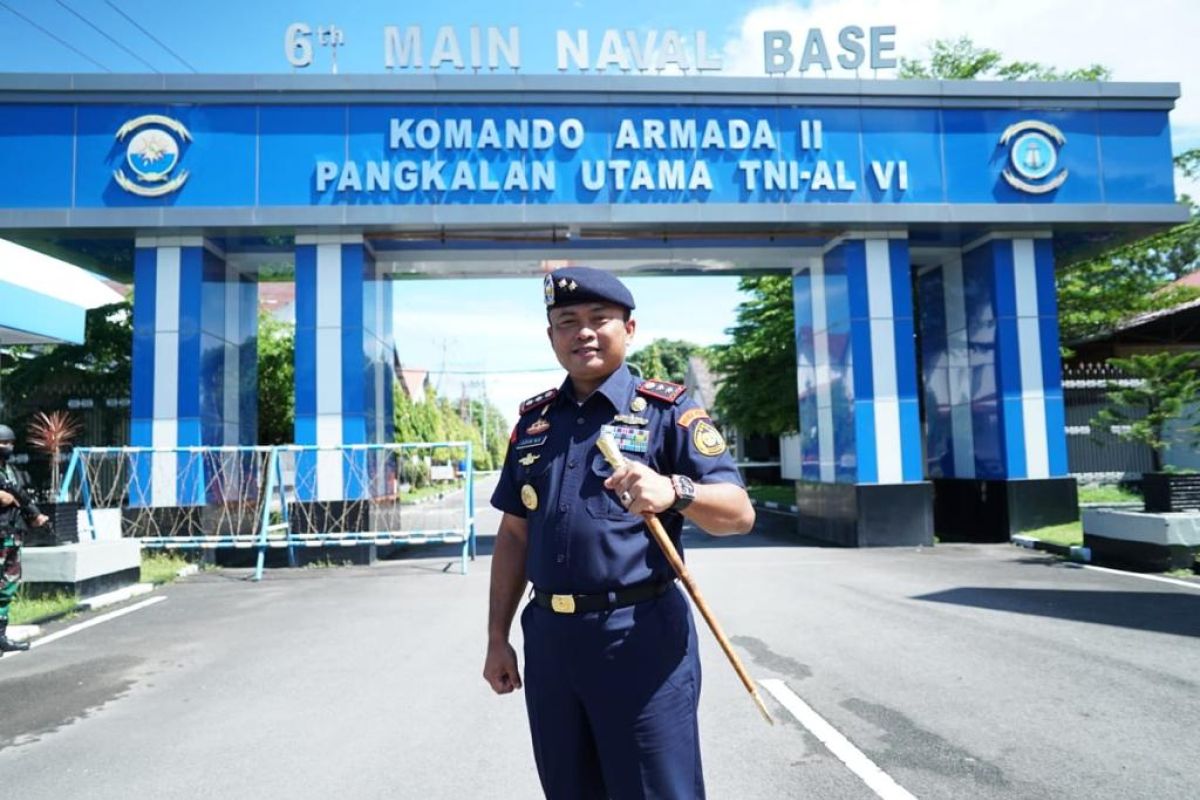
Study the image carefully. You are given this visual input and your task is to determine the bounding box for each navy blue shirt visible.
[491,363,742,594]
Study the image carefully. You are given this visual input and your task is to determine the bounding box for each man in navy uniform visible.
[483,267,755,799]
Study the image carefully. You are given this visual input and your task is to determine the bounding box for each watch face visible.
[672,475,696,510]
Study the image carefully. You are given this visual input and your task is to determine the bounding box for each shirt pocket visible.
[584,451,647,522]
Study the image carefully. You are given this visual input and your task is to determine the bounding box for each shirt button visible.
[559,503,568,512]
[556,554,565,564]
[568,460,577,469]
[576,417,585,424]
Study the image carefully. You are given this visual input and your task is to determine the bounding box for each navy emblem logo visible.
[999,120,1067,195]
[114,115,192,197]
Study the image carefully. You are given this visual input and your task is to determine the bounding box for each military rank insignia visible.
[600,424,649,454]
[637,379,687,405]
[692,420,727,456]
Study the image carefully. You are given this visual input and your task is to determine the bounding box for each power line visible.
[0,0,111,71]
[438,367,562,375]
[104,0,197,73]
[55,0,159,73]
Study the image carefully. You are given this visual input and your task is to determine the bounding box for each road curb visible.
[12,561,200,636]
[1011,534,1091,562]
[750,498,799,514]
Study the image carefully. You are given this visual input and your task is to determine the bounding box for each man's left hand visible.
[604,461,675,516]
[33,514,49,527]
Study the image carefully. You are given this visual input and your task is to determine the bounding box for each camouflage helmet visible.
[0,424,13,443]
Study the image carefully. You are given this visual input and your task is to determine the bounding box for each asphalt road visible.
[1,478,1197,799]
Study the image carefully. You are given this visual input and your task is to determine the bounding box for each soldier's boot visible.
[0,618,30,652]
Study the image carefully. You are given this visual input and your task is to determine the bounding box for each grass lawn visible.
[1077,484,1141,504]
[140,552,193,585]
[1023,520,1083,548]
[747,485,796,506]
[399,481,465,505]
[9,592,77,626]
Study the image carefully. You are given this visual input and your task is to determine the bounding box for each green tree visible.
[710,275,797,435]
[898,36,1110,81]
[257,312,295,445]
[1092,353,1200,472]
[628,338,704,384]
[2,300,132,406]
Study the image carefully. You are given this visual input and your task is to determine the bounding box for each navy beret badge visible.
[543,273,555,307]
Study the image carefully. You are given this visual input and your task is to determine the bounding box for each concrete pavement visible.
[1,483,1197,799]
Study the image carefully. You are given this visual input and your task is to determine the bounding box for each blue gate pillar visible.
[293,234,394,508]
[793,232,933,546]
[916,233,1076,541]
[130,236,258,508]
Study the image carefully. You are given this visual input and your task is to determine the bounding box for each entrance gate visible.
[0,73,1185,545]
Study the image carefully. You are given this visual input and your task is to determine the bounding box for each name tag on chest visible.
[600,424,650,454]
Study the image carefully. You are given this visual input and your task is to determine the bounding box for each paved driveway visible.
[1,485,1197,799]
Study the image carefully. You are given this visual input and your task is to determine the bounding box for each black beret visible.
[543,267,636,312]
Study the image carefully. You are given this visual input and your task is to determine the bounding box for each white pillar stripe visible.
[810,257,835,482]
[865,241,903,484]
[864,239,894,319]
[315,329,343,416]
[150,419,177,507]
[223,267,240,445]
[942,257,975,478]
[315,243,342,328]
[1012,239,1040,318]
[314,243,345,499]
[374,263,386,446]
[154,247,180,333]
[152,332,179,420]
[1012,239,1049,479]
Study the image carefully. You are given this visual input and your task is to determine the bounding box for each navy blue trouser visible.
[521,584,705,800]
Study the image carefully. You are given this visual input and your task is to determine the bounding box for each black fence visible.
[1062,363,1153,483]
[1,387,130,500]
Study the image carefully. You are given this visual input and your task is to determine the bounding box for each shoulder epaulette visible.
[519,387,559,415]
[637,379,687,405]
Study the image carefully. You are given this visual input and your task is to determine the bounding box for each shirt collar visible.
[558,362,638,411]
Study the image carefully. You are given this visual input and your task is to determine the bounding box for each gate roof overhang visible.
[0,74,1188,279]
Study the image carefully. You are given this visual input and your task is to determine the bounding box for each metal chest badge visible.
[600,424,650,454]
[630,396,648,413]
[521,484,538,511]
[526,418,550,435]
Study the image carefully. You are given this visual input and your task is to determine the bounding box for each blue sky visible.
[2,0,1196,421]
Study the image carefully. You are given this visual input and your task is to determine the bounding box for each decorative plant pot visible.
[22,500,80,547]
[1141,472,1200,513]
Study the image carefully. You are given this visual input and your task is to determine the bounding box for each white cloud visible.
[722,0,1200,151]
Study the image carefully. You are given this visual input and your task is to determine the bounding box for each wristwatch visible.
[670,474,695,512]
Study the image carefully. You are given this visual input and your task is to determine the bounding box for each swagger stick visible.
[597,433,773,725]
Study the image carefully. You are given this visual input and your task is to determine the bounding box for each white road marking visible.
[2,596,169,660]
[760,678,920,800]
[1077,564,1200,591]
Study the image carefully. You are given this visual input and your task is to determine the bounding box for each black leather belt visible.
[532,580,672,615]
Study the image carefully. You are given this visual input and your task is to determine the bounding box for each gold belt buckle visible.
[550,594,576,614]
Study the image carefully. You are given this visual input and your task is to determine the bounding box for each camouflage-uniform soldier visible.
[0,423,49,654]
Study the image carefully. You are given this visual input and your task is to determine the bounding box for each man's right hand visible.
[0,490,15,507]
[483,638,523,694]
